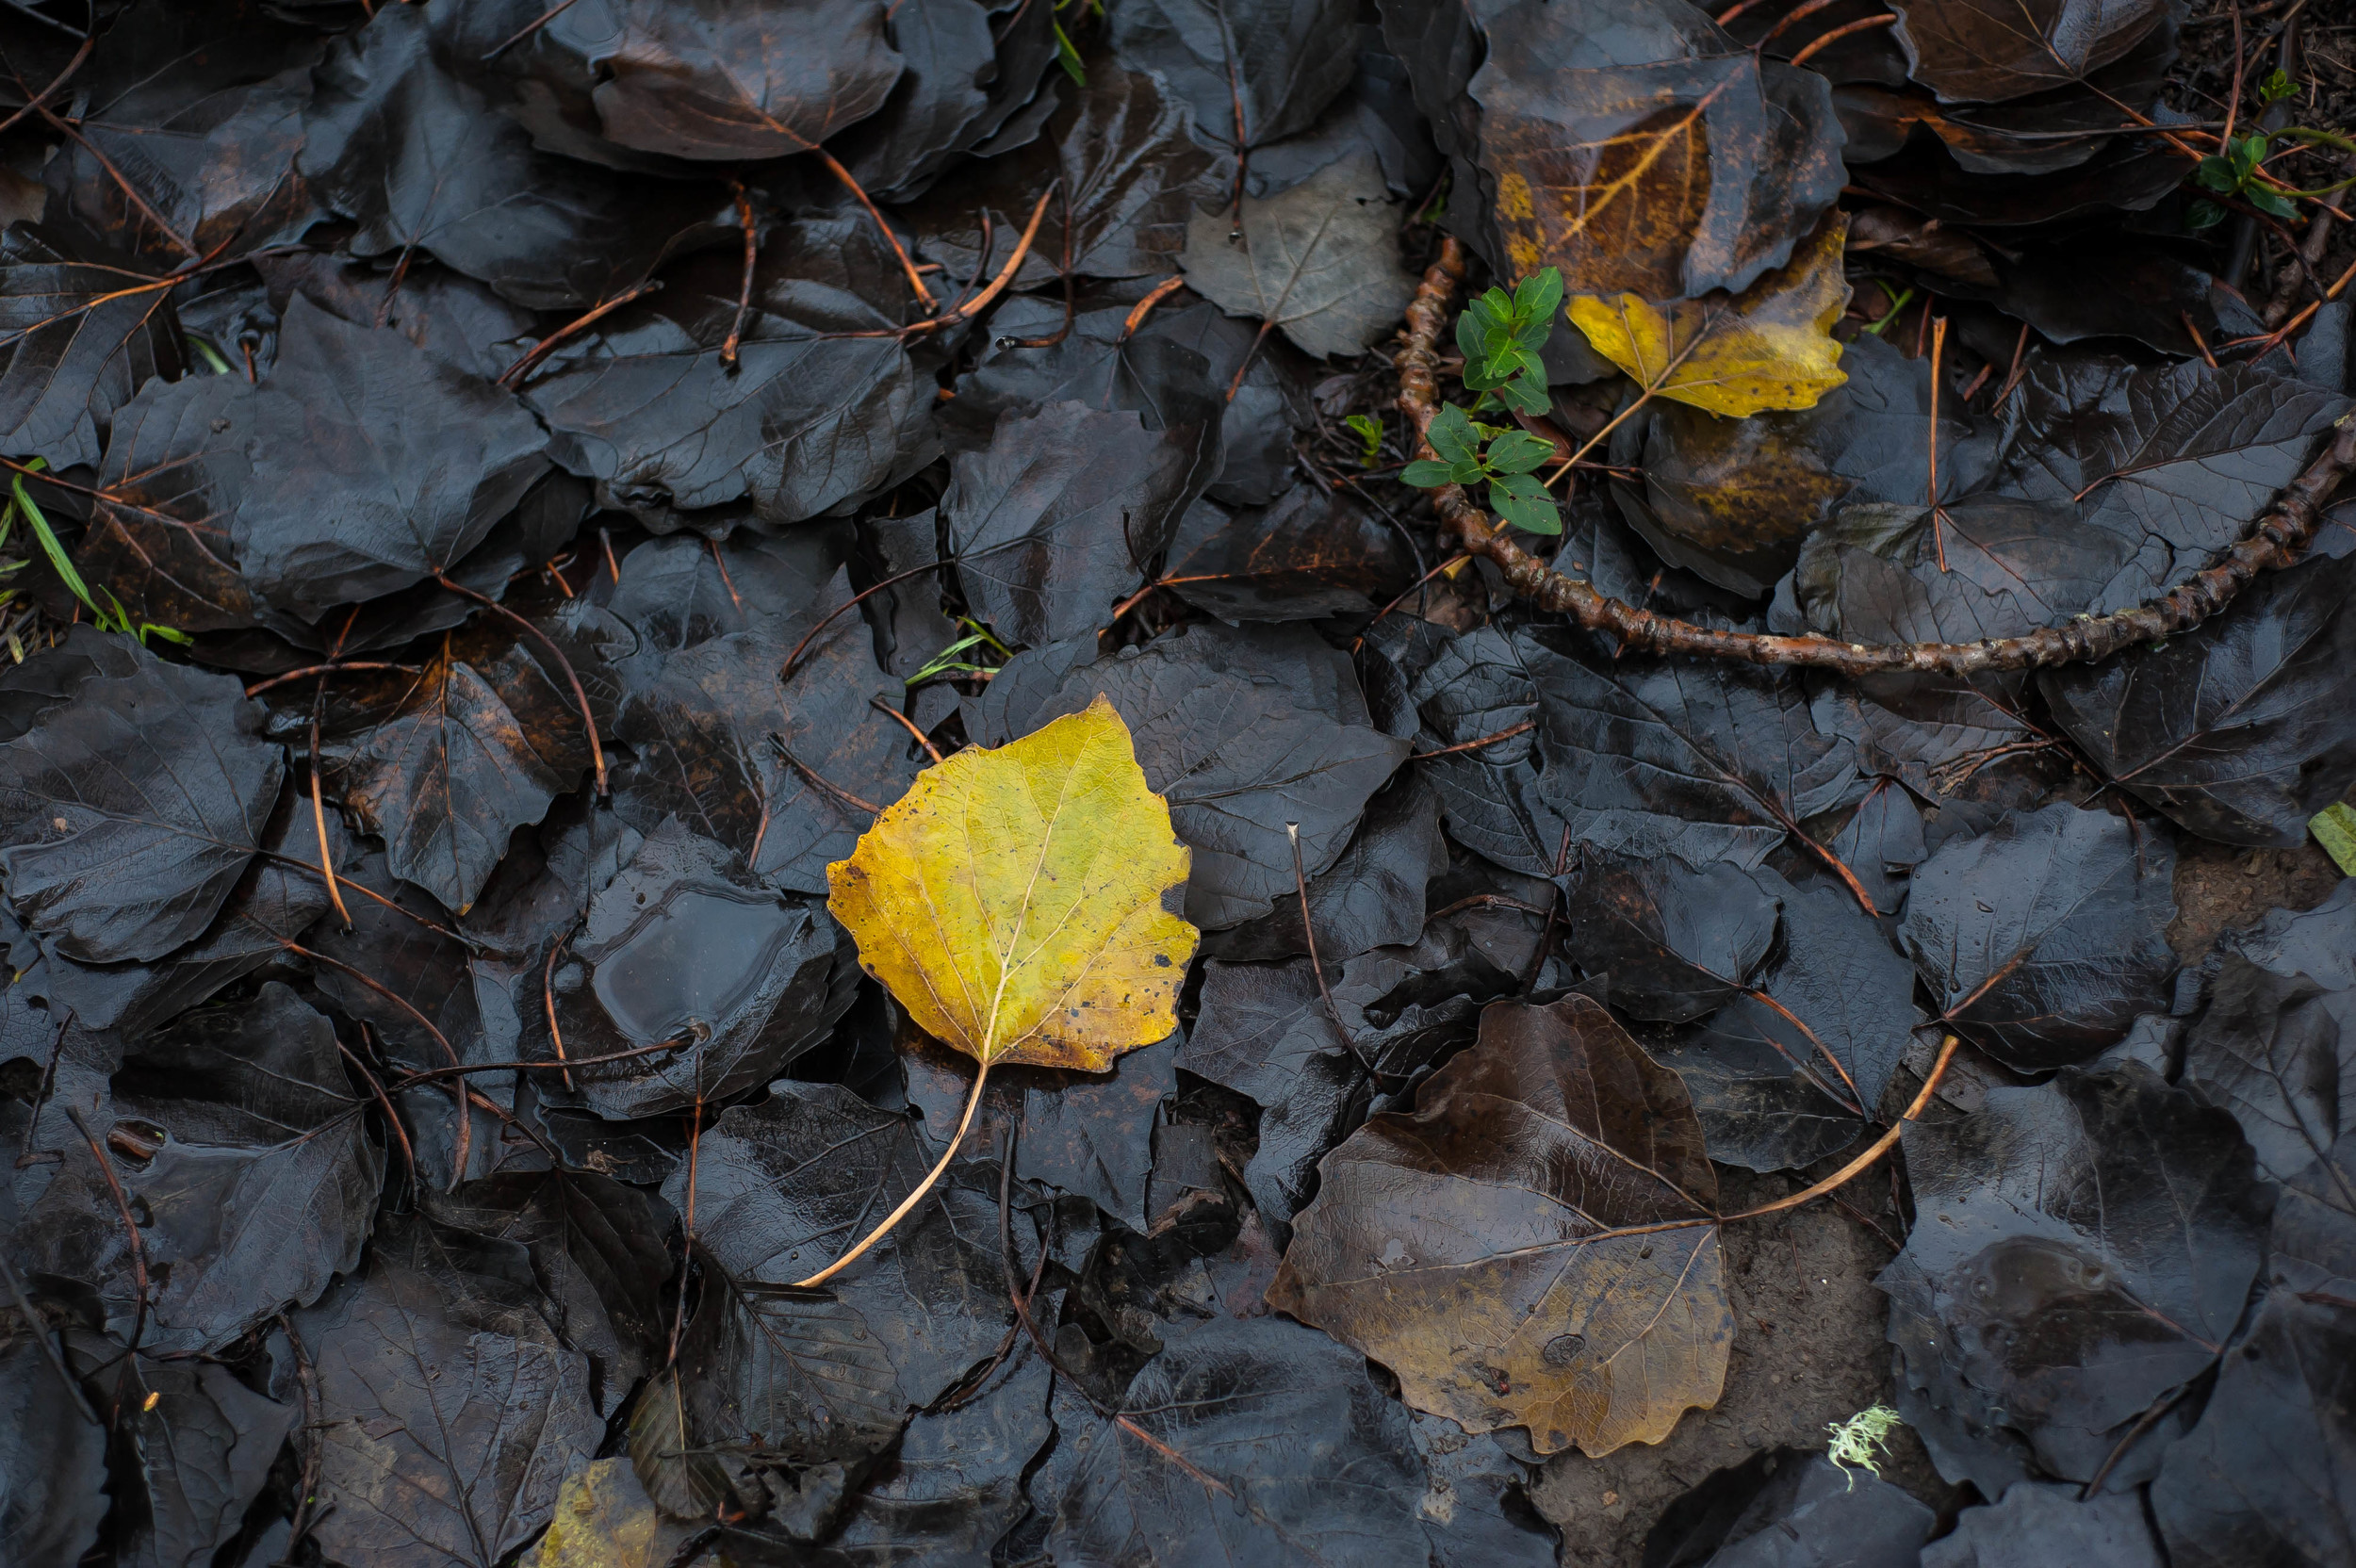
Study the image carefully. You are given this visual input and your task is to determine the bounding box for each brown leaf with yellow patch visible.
[1469,0,1844,301]
[1568,212,1852,417]
[1268,993,1732,1457]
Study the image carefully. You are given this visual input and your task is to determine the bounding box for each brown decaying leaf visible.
[1270,993,1731,1457]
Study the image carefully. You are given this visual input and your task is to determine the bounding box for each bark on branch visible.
[1397,238,2356,677]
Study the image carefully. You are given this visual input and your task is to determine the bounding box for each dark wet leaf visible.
[37,983,381,1354]
[1204,768,1447,964]
[524,216,933,531]
[1045,1314,1434,1568]
[837,0,1055,203]
[941,399,1211,645]
[1900,803,2176,1070]
[2040,551,2356,848]
[36,773,344,1037]
[1827,780,1927,917]
[1922,1480,2164,1568]
[555,820,857,1119]
[1994,355,2350,612]
[1661,868,1922,1170]
[614,620,920,896]
[1180,955,1363,1228]
[653,1085,1015,1494]
[40,0,319,270]
[1164,482,1415,625]
[1879,1062,2269,1486]
[2150,1290,2355,1568]
[1407,623,1856,878]
[300,3,728,310]
[809,1349,1054,1566]
[969,622,1409,929]
[81,368,258,635]
[2175,890,2355,1240]
[1792,496,2128,789]
[1108,0,1357,154]
[1890,0,2175,103]
[422,1170,676,1418]
[552,0,904,162]
[0,226,187,473]
[234,298,549,622]
[1468,0,1843,301]
[1271,994,1731,1457]
[0,637,282,964]
[601,528,852,677]
[1647,1450,1933,1568]
[1559,845,1781,1023]
[328,631,595,912]
[256,253,544,384]
[0,1333,108,1568]
[899,61,1218,289]
[1625,401,1853,598]
[293,1213,603,1568]
[64,1333,297,1568]
[1180,149,1417,358]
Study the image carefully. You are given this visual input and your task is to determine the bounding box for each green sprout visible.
[909,618,1012,685]
[1824,1403,1905,1491]
[1403,402,1562,534]
[1455,266,1562,416]
[6,461,188,646]
[1343,413,1383,467]
[2259,68,2298,106]
[2188,132,2299,229]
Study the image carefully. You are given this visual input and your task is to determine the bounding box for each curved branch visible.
[1397,239,2356,676]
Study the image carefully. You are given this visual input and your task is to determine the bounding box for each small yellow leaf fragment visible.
[1566,212,1852,417]
[826,694,1195,1071]
[2312,801,2356,875]
[521,1459,721,1568]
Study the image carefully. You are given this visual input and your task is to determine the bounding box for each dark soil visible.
[1533,1166,1957,1566]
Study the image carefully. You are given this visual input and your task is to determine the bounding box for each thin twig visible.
[871,697,945,763]
[497,279,663,388]
[721,183,758,368]
[64,1105,152,1365]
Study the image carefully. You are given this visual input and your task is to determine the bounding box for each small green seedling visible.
[2259,68,2299,106]
[909,618,1012,685]
[1455,266,1562,416]
[1403,402,1562,534]
[1824,1403,1904,1491]
[2189,132,2299,229]
[7,462,190,646]
[1344,414,1384,467]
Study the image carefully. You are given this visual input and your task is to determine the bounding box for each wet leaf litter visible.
[0,1,2350,1566]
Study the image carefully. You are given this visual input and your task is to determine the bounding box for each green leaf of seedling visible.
[2260,68,2299,106]
[1344,413,1383,466]
[1457,310,1491,365]
[2185,198,2227,231]
[1489,472,1561,534]
[1400,459,1456,488]
[1466,418,1512,443]
[2251,188,2300,220]
[1512,269,1563,336]
[10,466,101,621]
[1482,431,1554,476]
[1497,371,1552,416]
[2312,801,2356,875]
[2195,155,2238,193]
[1428,403,1480,466]
[1448,458,1486,485]
[1052,17,1086,86]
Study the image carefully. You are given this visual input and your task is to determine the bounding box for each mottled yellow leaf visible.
[826,694,1194,1071]
[1566,213,1851,417]
[521,1459,730,1568]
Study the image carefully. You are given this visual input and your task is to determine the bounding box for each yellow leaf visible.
[1566,213,1851,417]
[521,1459,732,1568]
[826,694,1195,1072]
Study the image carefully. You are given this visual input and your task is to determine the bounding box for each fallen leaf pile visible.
[0,1,2352,1564]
